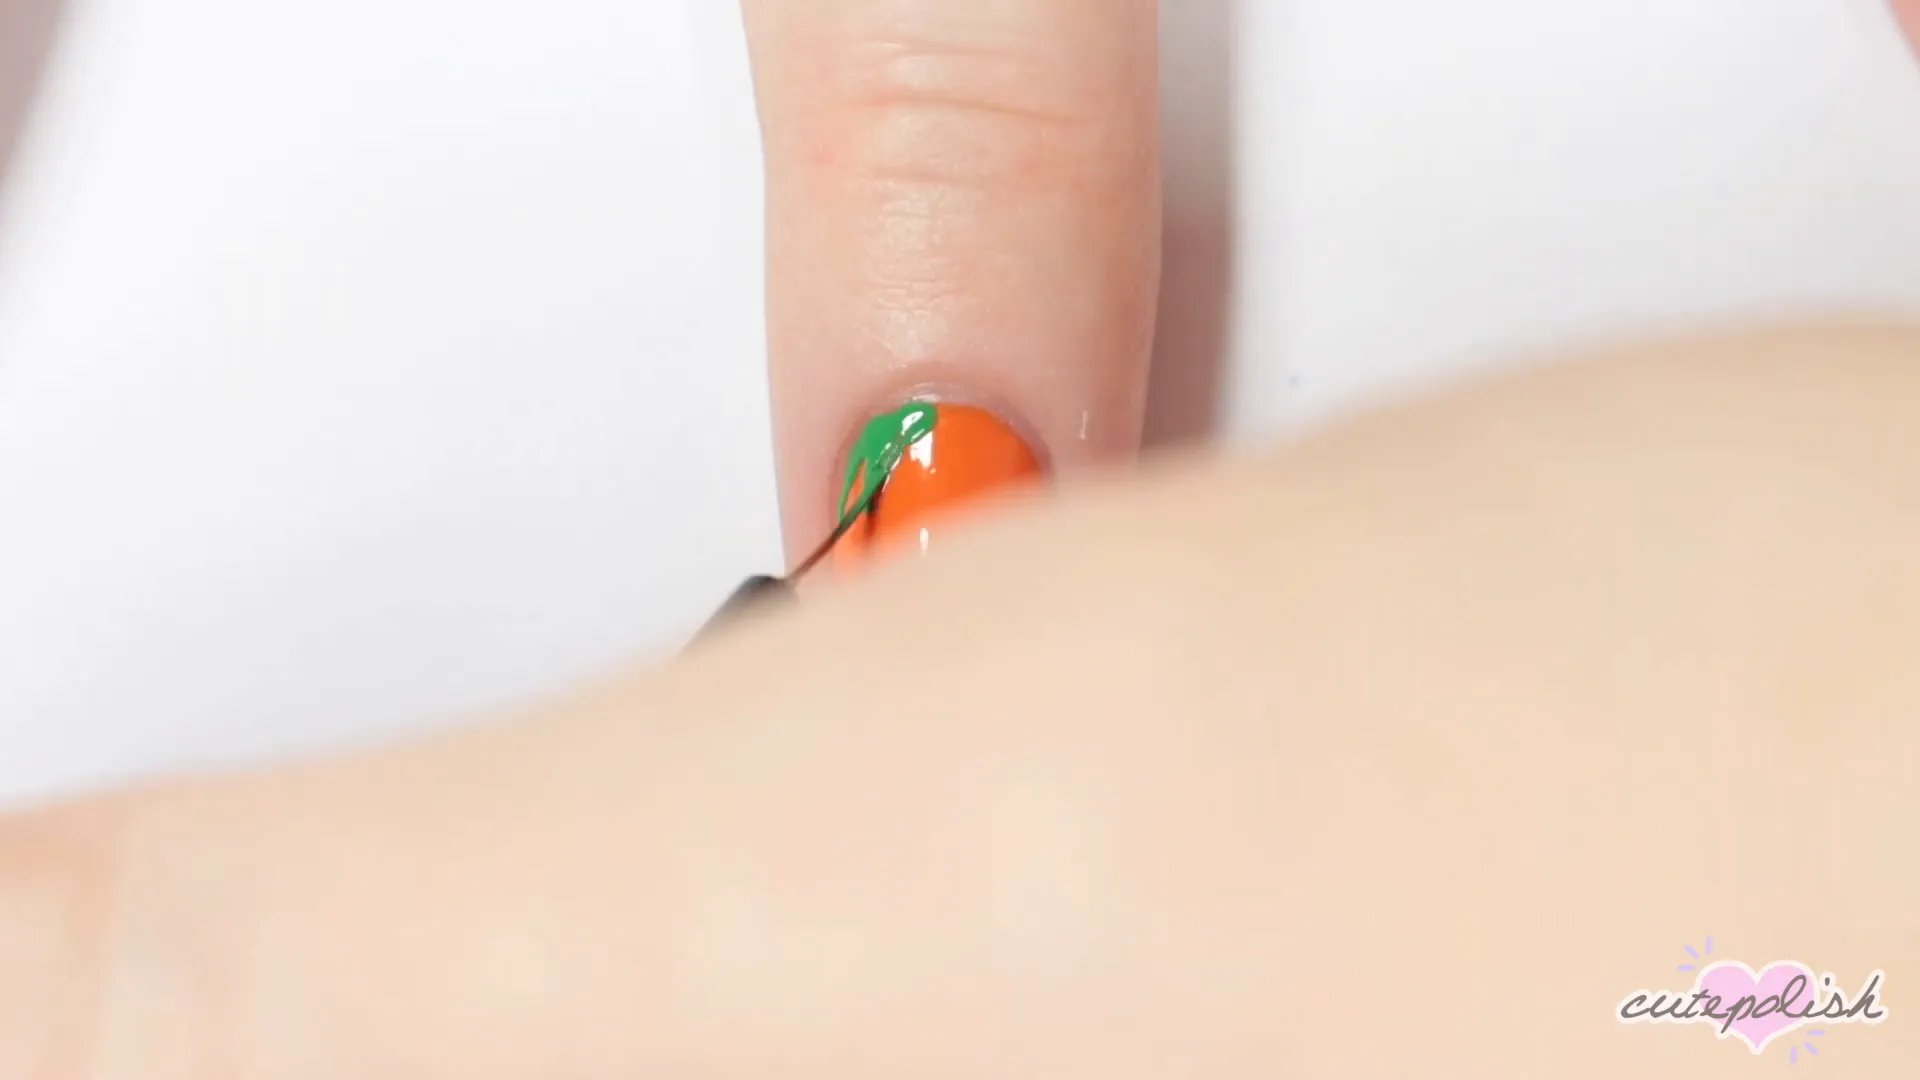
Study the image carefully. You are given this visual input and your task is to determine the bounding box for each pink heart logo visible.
[1694,960,1819,1053]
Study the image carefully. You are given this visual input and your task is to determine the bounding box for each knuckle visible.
[790,37,1132,193]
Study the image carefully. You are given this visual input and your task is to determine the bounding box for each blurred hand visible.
[5,322,1920,1077]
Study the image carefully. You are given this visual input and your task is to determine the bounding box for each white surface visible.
[3,0,1920,806]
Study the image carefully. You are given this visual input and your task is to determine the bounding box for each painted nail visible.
[831,400,1043,570]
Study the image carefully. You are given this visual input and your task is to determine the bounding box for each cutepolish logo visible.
[1617,938,1888,1064]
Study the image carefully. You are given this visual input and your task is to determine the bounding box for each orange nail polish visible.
[832,402,1043,570]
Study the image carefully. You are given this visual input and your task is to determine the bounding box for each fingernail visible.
[831,399,1044,570]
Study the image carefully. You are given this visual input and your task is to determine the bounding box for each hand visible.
[5,321,1919,1077]
[9,0,1920,1072]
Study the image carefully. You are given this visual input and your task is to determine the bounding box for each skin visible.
[6,2,1920,1076]
[742,0,1160,557]
[4,321,1920,1077]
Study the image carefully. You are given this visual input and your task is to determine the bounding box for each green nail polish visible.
[837,401,939,524]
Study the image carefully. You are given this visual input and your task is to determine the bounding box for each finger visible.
[7,322,1920,1077]
[740,0,1162,569]
[1896,0,1920,55]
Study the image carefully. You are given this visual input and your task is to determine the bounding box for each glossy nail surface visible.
[832,402,1043,570]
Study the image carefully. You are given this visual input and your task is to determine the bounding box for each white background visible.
[3,0,1919,807]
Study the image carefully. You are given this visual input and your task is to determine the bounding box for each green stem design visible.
[837,401,940,525]
[785,402,941,581]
